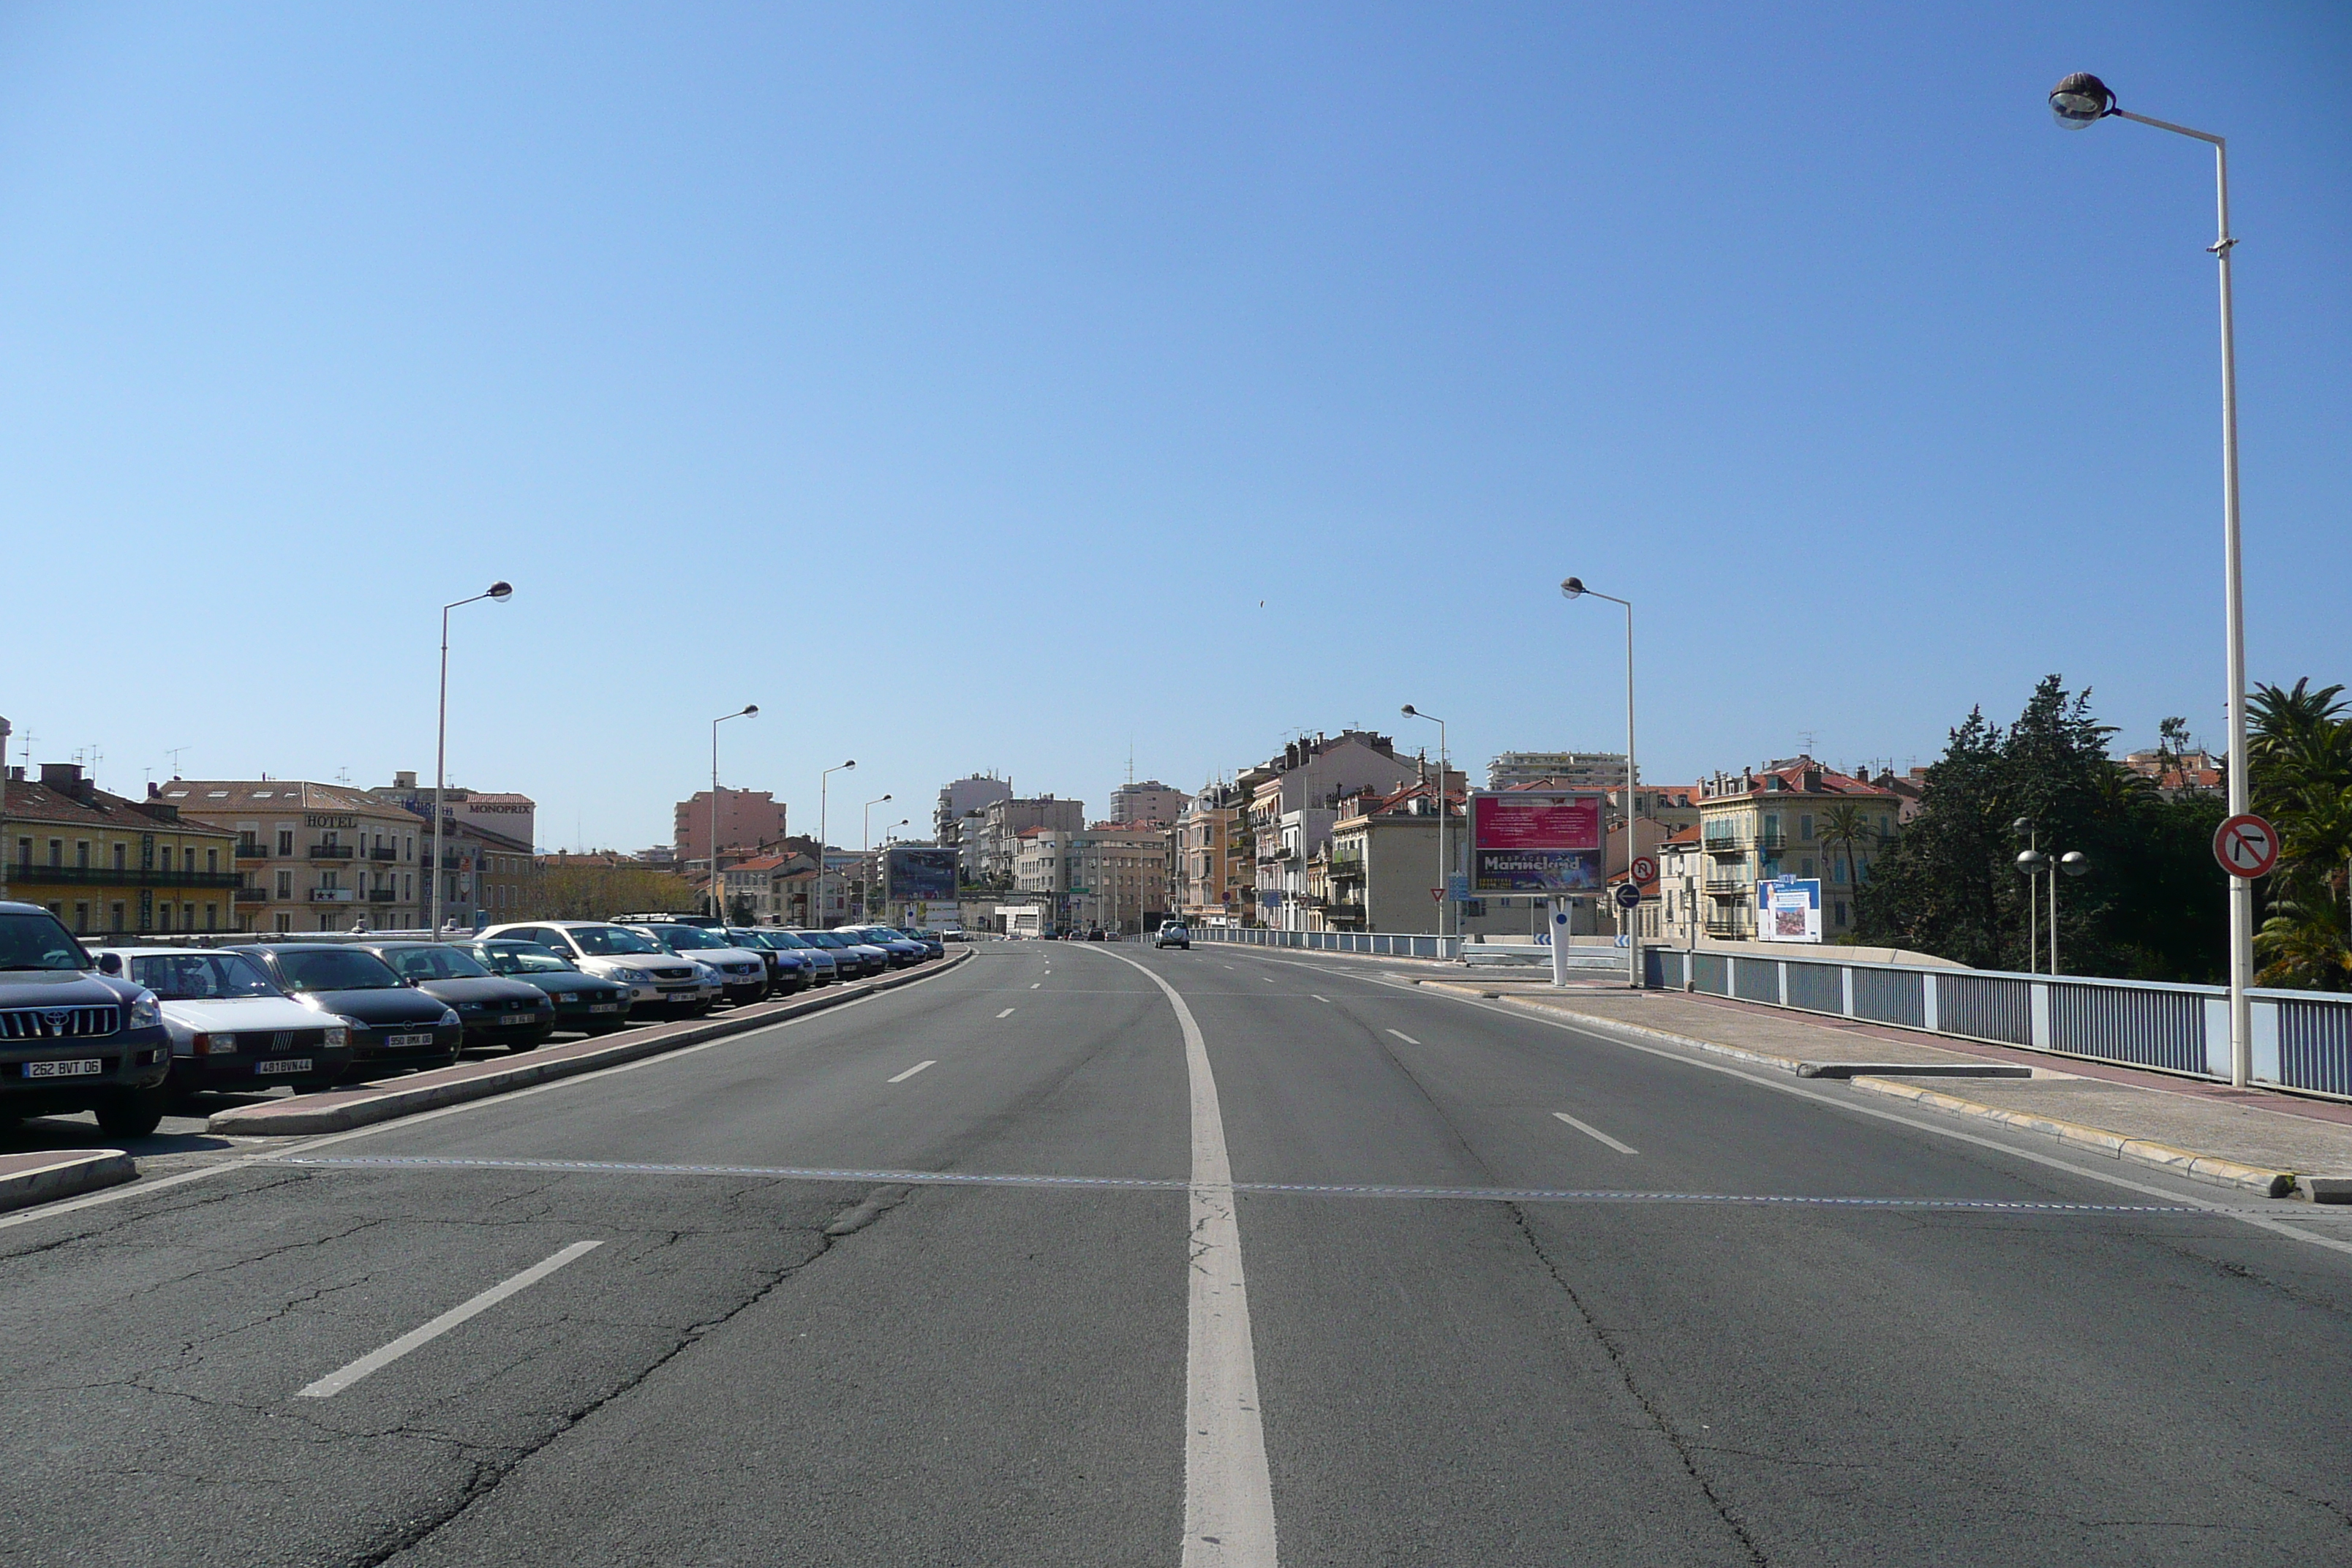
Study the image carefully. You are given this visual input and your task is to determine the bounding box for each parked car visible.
[747,927,837,985]
[1155,921,1191,950]
[620,924,770,1006]
[719,929,815,997]
[938,927,970,943]
[229,943,462,1076]
[1086,929,1106,942]
[791,929,888,979]
[838,926,924,968]
[1,905,172,1137]
[356,943,557,1053]
[112,946,355,1096]
[479,922,706,1017]
[459,940,635,1035]
[897,928,949,960]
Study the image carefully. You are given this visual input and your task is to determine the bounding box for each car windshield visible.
[271,948,404,992]
[0,912,89,971]
[568,926,663,956]
[797,932,846,949]
[863,927,910,941]
[649,926,727,950]
[381,946,493,981]
[761,931,811,949]
[129,951,279,1000]
[476,944,575,975]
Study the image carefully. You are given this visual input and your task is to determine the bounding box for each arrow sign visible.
[2212,813,2280,879]
[1614,883,1643,909]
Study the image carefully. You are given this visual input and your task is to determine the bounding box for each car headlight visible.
[128,993,162,1029]
[614,967,650,983]
[439,1008,461,1027]
[460,1001,486,1011]
[692,962,718,981]
[324,1025,349,1047]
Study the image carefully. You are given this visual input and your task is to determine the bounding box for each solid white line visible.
[1553,1110,1639,1155]
[297,1240,602,1398]
[1386,1029,1420,1045]
[997,1008,1017,1019]
[1089,946,1277,1567]
[888,1060,937,1083]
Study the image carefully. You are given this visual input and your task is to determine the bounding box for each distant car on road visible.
[479,922,706,1017]
[229,943,461,1077]
[356,942,557,1053]
[1,905,172,1136]
[113,946,353,1097]
[459,940,635,1034]
[1155,921,1191,950]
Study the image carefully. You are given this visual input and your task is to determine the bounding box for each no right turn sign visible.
[2213,813,2280,879]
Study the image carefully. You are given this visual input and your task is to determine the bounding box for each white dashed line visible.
[997,1008,1017,1018]
[1386,1029,1420,1045]
[1553,1110,1639,1156]
[1311,995,1331,1003]
[298,1240,603,1398]
[889,1060,937,1083]
[1030,981,1041,989]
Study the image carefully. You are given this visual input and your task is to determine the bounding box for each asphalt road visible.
[3,941,2350,1567]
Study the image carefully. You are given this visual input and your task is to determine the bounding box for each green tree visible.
[1815,800,1880,934]
[2249,679,2352,990]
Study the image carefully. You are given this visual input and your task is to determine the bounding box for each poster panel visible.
[1756,876,1823,943]
[884,846,958,904]
[1469,790,1605,895]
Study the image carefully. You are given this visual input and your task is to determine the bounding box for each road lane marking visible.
[1553,1111,1639,1155]
[997,1008,1017,1018]
[1261,976,1275,983]
[268,1156,2202,1212]
[1386,1029,1420,1045]
[1311,995,1331,1003]
[1030,982,1041,989]
[888,1060,936,1083]
[297,1240,603,1398]
[1088,946,1278,1568]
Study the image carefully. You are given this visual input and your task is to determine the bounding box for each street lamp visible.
[861,794,893,918]
[709,705,758,920]
[818,760,854,927]
[2051,71,2252,1083]
[2013,818,2091,975]
[1400,705,1450,942]
[431,581,513,935]
[1561,577,1640,989]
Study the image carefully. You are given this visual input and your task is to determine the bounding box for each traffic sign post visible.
[1629,855,1659,886]
[1614,883,1643,910]
[2213,813,2279,880]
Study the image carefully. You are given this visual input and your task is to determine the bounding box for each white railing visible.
[1195,926,1460,961]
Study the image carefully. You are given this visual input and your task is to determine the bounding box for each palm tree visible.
[1816,801,1880,932]
[2250,680,2352,990]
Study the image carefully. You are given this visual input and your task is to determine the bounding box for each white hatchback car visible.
[110,946,356,1095]
[479,921,709,1017]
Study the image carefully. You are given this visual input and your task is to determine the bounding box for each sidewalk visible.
[1423,976,2352,1201]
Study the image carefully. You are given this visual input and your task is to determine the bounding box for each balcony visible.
[308,888,356,902]
[238,844,267,860]
[10,865,244,889]
[366,889,398,903]
[1703,878,1749,896]
[234,887,269,904]
[309,844,355,861]
[366,846,399,862]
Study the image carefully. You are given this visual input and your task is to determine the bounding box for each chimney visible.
[39,762,94,802]
[394,770,418,791]
[148,781,161,798]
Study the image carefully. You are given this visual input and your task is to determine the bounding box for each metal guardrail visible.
[1195,926,1460,961]
[1645,946,2352,1101]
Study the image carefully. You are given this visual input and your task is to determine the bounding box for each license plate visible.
[499,1014,535,1026]
[385,1033,436,1049]
[25,1058,103,1079]
[255,1058,313,1076]
[588,1003,622,1014]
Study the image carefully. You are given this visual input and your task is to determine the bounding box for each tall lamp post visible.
[1561,577,1640,989]
[431,581,513,935]
[861,794,893,918]
[1399,705,1451,941]
[2051,72,2253,1085]
[818,760,855,927]
[709,705,758,920]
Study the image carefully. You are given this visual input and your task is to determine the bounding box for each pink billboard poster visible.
[1472,792,1602,852]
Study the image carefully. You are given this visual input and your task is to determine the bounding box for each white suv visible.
[1154,921,1191,950]
[480,921,706,1016]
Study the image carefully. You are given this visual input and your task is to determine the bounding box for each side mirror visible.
[96,951,122,976]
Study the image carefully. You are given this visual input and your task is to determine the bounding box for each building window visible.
[157,902,173,932]
[110,902,126,931]
[184,902,196,927]
[75,841,90,870]
[73,902,88,932]
[206,848,219,873]
[159,845,173,872]
[277,829,294,855]
[113,842,127,871]
[48,839,63,867]
[276,913,293,932]
[276,870,293,899]
[15,837,29,868]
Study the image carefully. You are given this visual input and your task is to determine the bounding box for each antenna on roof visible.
[1798,731,1817,756]
[165,745,189,777]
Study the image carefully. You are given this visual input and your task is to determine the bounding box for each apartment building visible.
[1240,731,1438,930]
[1322,781,1530,938]
[673,786,789,868]
[1695,758,1900,939]
[1013,825,1173,935]
[166,780,430,933]
[1177,783,1249,924]
[1109,780,1190,827]
[0,765,241,938]
[1488,751,1635,791]
[935,774,1014,868]
[977,796,1086,886]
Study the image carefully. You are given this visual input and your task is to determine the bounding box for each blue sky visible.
[3,3,2345,850]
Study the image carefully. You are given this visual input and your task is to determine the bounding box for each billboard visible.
[1469,790,1603,895]
[1756,876,1822,943]
[883,846,958,905]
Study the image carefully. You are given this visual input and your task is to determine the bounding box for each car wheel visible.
[94,1085,169,1139]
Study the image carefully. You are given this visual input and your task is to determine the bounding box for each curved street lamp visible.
[709,705,758,919]
[2048,70,2251,1082]
[861,794,894,917]
[1399,705,1451,942]
[818,761,855,927]
[431,581,513,934]
[1561,577,1640,989]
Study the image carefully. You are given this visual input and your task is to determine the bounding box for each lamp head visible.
[2059,850,2090,877]
[843,760,856,769]
[2015,849,2048,875]
[1560,577,1586,599]
[2011,816,2037,840]
[486,581,514,601]
[2049,72,2114,129]
[742,704,759,717]
[1400,704,1417,717]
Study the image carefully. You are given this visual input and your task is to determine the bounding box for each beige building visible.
[165,780,432,933]
[1322,782,1528,938]
[1177,783,1249,924]
[1696,758,1900,941]
[1,764,241,938]
[1014,825,1173,935]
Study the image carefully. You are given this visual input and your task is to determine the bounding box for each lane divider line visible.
[1553,1110,1639,1156]
[1087,945,1278,1567]
[1387,1029,1420,1045]
[297,1240,603,1398]
[997,1008,1017,1019]
[888,1060,937,1084]
[1311,995,1331,1004]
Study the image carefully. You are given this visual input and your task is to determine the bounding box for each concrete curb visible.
[207,949,973,1137]
[0,1149,137,1213]
[1851,1075,2299,1199]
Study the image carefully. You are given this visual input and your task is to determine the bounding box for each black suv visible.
[0,902,173,1137]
